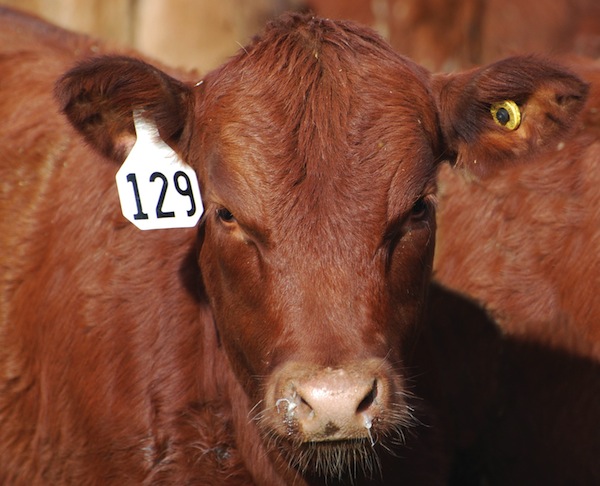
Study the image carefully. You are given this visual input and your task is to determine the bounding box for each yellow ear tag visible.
[490,100,521,130]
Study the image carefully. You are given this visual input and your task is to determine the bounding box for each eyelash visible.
[216,207,236,223]
[410,196,430,221]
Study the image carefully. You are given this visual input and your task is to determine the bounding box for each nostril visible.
[298,394,315,419]
[356,379,378,414]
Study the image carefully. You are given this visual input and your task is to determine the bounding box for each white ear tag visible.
[115,114,203,230]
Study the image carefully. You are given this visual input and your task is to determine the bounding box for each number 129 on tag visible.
[126,170,197,219]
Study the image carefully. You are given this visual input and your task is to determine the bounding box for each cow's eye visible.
[410,197,430,221]
[216,207,236,224]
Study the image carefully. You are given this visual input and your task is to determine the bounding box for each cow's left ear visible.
[55,56,194,163]
[433,56,589,176]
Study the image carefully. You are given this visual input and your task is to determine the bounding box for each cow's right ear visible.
[433,56,589,176]
[55,56,194,162]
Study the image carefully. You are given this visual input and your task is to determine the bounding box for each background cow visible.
[392,41,600,483]
[0,6,592,485]
[425,56,600,483]
[434,56,600,360]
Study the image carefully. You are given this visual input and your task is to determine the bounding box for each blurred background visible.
[1,0,600,73]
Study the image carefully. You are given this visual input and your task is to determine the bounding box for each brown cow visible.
[434,56,600,360]
[426,56,600,483]
[0,7,588,485]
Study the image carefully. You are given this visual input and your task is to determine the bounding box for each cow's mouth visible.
[256,360,417,480]
[278,437,382,481]
[263,408,416,482]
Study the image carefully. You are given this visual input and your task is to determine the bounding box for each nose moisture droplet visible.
[363,415,375,446]
[276,398,297,416]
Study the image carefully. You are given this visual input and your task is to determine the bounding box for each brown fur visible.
[434,56,600,359]
[430,56,600,484]
[0,6,590,485]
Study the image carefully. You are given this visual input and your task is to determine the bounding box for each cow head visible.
[56,13,587,481]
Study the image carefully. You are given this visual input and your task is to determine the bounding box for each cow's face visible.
[189,16,441,475]
[57,12,587,481]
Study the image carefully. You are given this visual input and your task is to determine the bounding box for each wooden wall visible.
[2,0,600,73]
[0,0,302,72]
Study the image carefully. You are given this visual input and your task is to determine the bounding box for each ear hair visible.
[55,56,194,162]
[433,56,589,176]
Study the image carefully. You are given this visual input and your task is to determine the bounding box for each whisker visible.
[247,399,263,420]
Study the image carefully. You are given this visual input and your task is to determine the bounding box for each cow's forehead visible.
[192,15,439,230]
